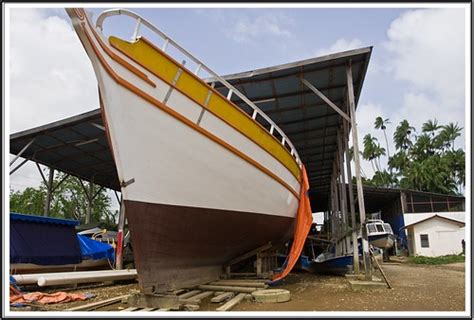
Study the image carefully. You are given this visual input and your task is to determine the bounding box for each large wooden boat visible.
[66,8,305,293]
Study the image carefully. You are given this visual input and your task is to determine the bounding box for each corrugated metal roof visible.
[10,212,80,226]
[10,109,119,191]
[10,47,373,211]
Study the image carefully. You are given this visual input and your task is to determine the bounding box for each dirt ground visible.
[11,259,465,312]
[233,262,466,312]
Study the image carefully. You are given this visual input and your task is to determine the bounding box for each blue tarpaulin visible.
[77,234,115,261]
[10,213,83,265]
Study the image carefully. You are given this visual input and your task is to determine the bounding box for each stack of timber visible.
[125,279,270,311]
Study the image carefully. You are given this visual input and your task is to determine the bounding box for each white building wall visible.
[413,218,464,257]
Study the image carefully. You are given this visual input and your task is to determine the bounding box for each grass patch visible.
[409,254,465,265]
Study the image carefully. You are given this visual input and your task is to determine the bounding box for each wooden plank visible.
[225,242,272,267]
[198,285,256,293]
[155,308,170,311]
[216,293,246,311]
[215,279,269,284]
[127,293,180,310]
[213,291,225,296]
[211,292,234,303]
[186,291,213,301]
[182,304,200,311]
[179,291,213,304]
[370,250,393,289]
[209,281,268,288]
[178,290,201,299]
[173,289,187,295]
[66,294,131,311]
[120,307,139,312]
[140,307,155,311]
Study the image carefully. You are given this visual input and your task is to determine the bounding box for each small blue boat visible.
[311,252,354,276]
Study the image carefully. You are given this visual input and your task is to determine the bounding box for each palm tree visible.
[422,119,440,138]
[362,134,378,174]
[374,116,391,158]
[412,133,433,160]
[394,120,415,151]
[440,122,463,150]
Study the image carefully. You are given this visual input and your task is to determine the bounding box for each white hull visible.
[68,9,301,219]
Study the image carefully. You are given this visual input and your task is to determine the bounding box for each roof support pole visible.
[300,77,351,122]
[337,127,351,255]
[10,138,35,166]
[335,142,345,254]
[346,61,371,280]
[78,179,94,224]
[44,167,54,217]
[344,119,359,274]
[332,160,341,256]
[10,158,29,175]
[330,176,336,244]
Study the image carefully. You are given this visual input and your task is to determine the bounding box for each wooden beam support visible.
[300,77,351,122]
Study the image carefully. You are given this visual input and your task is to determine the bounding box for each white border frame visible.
[3,2,471,318]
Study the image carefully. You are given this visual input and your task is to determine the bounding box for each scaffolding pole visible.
[337,127,351,253]
[344,119,360,274]
[346,60,371,280]
[116,194,126,270]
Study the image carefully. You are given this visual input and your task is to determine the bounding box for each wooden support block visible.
[216,293,246,311]
[211,292,234,303]
[198,285,256,293]
[213,291,225,296]
[127,293,180,310]
[66,294,131,311]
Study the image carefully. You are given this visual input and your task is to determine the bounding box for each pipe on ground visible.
[13,269,137,286]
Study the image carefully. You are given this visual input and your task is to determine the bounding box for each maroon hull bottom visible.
[124,200,294,293]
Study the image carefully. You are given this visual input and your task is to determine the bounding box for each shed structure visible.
[10,47,374,275]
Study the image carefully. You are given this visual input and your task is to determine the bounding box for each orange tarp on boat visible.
[271,165,313,283]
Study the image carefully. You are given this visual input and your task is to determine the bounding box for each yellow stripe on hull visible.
[109,36,301,181]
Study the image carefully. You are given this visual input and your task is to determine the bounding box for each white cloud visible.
[382,8,466,148]
[9,9,98,133]
[316,38,363,56]
[385,9,465,100]
[9,8,99,191]
[225,13,293,43]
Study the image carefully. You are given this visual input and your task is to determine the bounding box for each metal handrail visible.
[95,9,302,167]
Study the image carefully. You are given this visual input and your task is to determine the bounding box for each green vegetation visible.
[359,118,464,195]
[10,171,118,229]
[409,254,465,265]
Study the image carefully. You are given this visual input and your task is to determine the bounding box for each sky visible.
[6,4,469,215]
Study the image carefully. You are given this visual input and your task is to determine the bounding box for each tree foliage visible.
[361,118,464,195]
[10,171,118,229]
